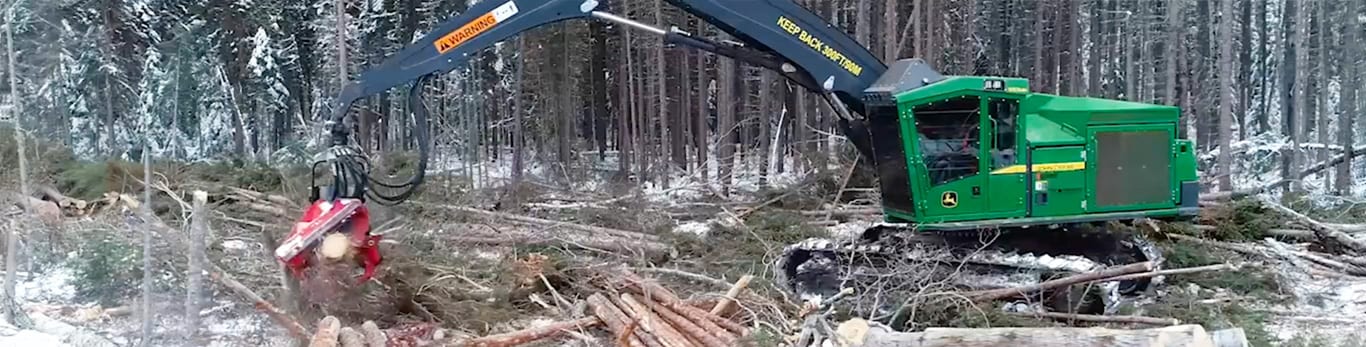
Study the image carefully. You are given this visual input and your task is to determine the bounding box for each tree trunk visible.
[140,145,154,345]
[1166,0,1183,107]
[1336,0,1359,194]
[717,58,737,195]
[1315,0,1330,188]
[882,0,897,61]
[1256,0,1271,134]
[1237,0,1251,139]
[512,37,525,184]
[4,9,27,325]
[694,20,709,183]
[1089,0,1105,96]
[1216,0,1234,192]
[184,191,208,339]
[1289,0,1309,192]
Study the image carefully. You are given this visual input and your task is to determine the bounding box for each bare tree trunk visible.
[1315,0,1330,188]
[184,191,207,340]
[694,21,709,183]
[855,0,870,47]
[1256,0,1270,134]
[140,144,153,346]
[883,0,897,61]
[1280,0,1298,193]
[1289,0,1309,191]
[1335,0,1358,194]
[1237,0,1251,139]
[1216,0,1234,192]
[336,0,348,84]
[1166,0,1183,107]
[1089,0,1105,96]
[654,0,670,176]
[718,58,737,195]
[512,37,525,184]
[4,7,28,325]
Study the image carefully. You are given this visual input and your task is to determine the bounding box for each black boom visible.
[326,0,891,203]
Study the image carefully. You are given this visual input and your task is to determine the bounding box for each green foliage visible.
[57,160,145,200]
[1204,200,1280,241]
[1158,240,1281,300]
[673,211,828,279]
[70,232,142,306]
[1145,293,1276,347]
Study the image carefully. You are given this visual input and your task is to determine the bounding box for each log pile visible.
[304,267,756,347]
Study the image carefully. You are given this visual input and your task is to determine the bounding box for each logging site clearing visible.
[3,139,1366,347]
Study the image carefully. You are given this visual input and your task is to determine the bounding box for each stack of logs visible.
[306,268,756,347]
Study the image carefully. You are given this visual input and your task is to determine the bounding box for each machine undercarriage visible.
[775,221,1164,319]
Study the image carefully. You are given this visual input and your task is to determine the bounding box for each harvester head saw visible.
[275,147,384,284]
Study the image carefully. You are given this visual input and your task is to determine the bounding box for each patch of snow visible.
[672,221,711,237]
[16,268,76,304]
[1266,258,1366,344]
[221,240,250,251]
[826,220,875,239]
[0,323,65,347]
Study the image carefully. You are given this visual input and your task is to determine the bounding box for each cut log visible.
[309,316,342,347]
[361,321,387,347]
[612,269,749,336]
[457,317,599,347]
[710,275,752,317]
[834,318,1217,347]
[586,293,656,347]
[413,202,658,242]
[968,262,1154,302]
[1257,197,1366,254]
[1006,311,1180,325]
[339,327,366,347]
[650,298,728,347]
[617,294,696,347]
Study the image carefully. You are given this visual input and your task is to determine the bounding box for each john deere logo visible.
[941,191,958,208]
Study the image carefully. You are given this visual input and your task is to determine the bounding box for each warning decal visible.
[434,1,520,54]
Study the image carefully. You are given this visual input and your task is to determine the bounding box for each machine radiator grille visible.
[1094,130,1170,207]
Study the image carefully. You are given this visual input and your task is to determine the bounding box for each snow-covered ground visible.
[1267,261,1366,344]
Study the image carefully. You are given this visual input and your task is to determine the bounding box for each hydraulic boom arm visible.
[324,0,891,204]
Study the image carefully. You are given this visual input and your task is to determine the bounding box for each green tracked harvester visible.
[303,0,1202,320]
[776,60,1200,314]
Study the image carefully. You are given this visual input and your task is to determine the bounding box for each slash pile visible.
[304,267,757,347]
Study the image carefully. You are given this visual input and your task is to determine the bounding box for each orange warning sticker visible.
[433,1,520,54]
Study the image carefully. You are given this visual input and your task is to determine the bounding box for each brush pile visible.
[304,267,758,347]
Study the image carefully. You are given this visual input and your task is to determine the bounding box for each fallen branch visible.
[1165,233,1264,255]
[1260,145,1366,193]
[207,263,310,340]
[1265,239,1366,276]
[629,268,730,288]
[1006,311,1180,326]
[968,262,1154,302]
[413,202,658,242]
[1257,197,1366,254]
[458,317,600,347]
[1101,263,1239,283]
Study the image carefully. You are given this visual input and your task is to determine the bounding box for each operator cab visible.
[862,59,1199,228]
